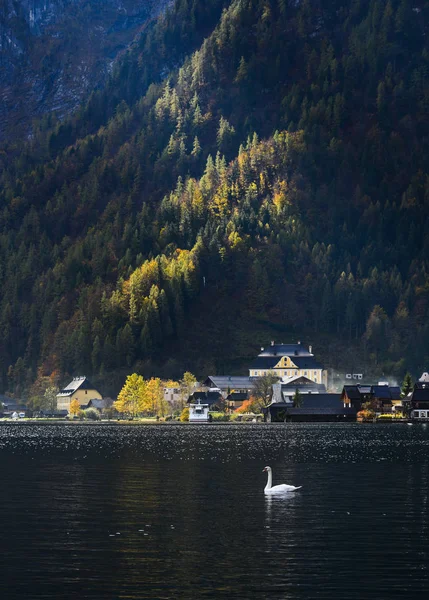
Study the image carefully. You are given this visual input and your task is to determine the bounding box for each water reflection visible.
[264,491,301,546]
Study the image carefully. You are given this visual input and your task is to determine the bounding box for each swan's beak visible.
[262,467,267,472]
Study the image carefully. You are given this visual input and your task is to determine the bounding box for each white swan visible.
[262,466,302,494]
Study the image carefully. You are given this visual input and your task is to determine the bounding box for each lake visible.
[1,423,428,599]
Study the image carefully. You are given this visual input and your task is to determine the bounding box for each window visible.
[85,390,87,394]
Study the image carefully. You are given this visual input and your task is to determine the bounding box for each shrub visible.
[230,412,262,422]
[84,408,101,421]
[357,409,375,422]
[103,407,116,420]
[209,412,230,422]
[377,413,404,421]
[180,407,189,422]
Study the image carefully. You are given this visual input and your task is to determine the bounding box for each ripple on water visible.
[0,422,429,463]
[1,423,429,599]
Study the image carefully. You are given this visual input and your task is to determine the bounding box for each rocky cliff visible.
[0,0,169,140]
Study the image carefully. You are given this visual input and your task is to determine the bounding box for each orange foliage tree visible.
[235,397,258,414]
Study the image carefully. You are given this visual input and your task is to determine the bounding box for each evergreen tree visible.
[401,373,413,398]
[293,389,303,408]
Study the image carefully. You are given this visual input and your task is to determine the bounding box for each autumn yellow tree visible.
[164,379,179,389]
[114,374,146,416]
[144,378,170,417]
[70,399,81,417]
[178,371,197,409]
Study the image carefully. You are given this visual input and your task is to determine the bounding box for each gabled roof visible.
[342,385,361,399]
[372,385,392,399]
[87,399,109,410]
[2,404,28,412]
[414,381,429,390]
[203,376,255,390]
[290,356,324,369]
[258,344,313,357]
[287,407,356,415]
[343,385,374,398]
[226,392,248,401]
[250,355,323,370]
[273,381,327,403]
[411,388,429,402]
[296,393,342,409]
[268,393,342,409]
[357,385,372,394]
[249,356,280,369]
[282,385,326,396]
[188,391,222,406]
[388,386,401,400]
[281,375,321,386]
[57,377,99,397]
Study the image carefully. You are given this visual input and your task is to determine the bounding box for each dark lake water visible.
[1,423,429,599]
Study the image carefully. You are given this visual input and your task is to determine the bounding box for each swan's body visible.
[262,466,302,495]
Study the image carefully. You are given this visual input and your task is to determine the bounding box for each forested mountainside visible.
[0,0,428,397]
[0,0,169,140]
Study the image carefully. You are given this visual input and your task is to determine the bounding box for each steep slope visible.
[0,0,428,397]
[0,0,170,140]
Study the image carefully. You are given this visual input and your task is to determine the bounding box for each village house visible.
[0,397,30,418]
[56,376,103,413]
[86,398,114,415]
[273,375,327,403]
[341,383,401,414]
[409,381,429,421]
[226,391,248,411]
[163,385,181,405]
[249,342,327,385]
[264,393,356,422]
[187,390,224,411]
[203,376,255,396]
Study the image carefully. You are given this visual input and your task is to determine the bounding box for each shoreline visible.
[0,419,418,426]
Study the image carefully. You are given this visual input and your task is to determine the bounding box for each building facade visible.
[249,342,327,385]
[189,400,210,422]
[264,393,356,422]
[341,383,401,414]
[56,377,102,412]
[203,376,255,396]
[410,382,429,420]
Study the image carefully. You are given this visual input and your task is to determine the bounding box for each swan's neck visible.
[265,470,272,491]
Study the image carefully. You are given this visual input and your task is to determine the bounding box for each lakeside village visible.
[1,342,429,424]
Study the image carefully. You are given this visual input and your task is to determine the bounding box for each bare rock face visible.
[0,0,170,141]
